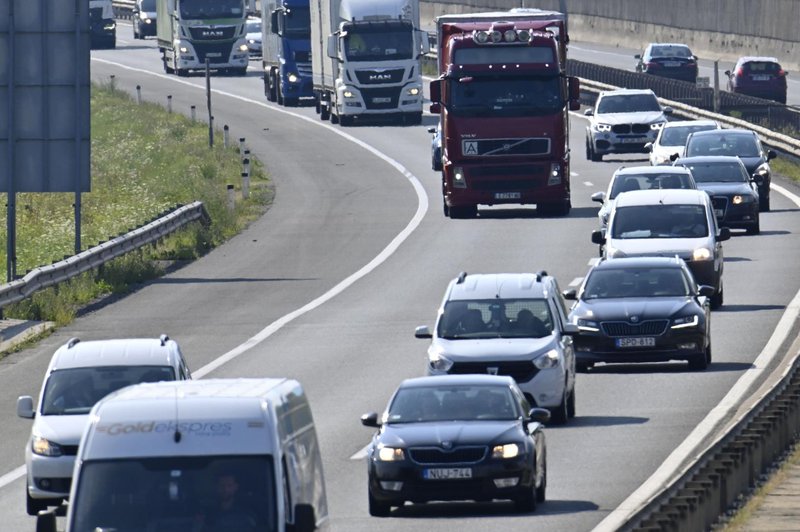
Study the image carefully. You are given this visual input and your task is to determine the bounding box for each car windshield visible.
[246,21,261,34]
[387,385,519,423]
[650,45,692,58]
[41,366,175,415]
[660,125,717,146]
[583,267,690,299]
[611,204,709,239]
[609,173,693,199]
[683,162,748,183]
[597,94,661,113]
[179,0,243,19]
[71,456,277,532]
[344,24,413,61]
[437,299,554,339]
[686,134,760,157]
[450,76,565,117]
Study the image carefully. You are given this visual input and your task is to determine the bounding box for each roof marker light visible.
[517,29,531,42]
[490,30,502,43]
[503,29,517,42]
[474,30,489,44]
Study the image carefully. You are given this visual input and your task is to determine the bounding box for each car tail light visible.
[646,62,659,68]
[778,69,786,76]
[736,67,744,77]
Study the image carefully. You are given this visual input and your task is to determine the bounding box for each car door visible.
[549,286,575,393]
[706,200,724,278]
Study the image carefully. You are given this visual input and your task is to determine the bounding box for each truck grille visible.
[611,124,651,134]
[194,43,232,64]
[354,68,406,85]
[296,62,312,77]
[601,320,669,337]
[409,446,487,464]
[449,361,539,382]
[462,138,550,157]
[361,87,401,110]
[189,26,237,41]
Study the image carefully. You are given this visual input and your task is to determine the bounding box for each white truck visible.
[156,0,250,76]
[310,0,428,125]
[36,378,329,532]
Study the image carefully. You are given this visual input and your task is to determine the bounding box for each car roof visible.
[445,272,554,301]
[593,256,686,270]
[737,56,781,65]
[613,166,692,176]
[661,119,719,129]
[647,43,691,50]
[49,337,181,371]
[674,155,747,165]
[399,374,516,389]
[614,188,708,207]
[599,88,655,97]
[687,128,755,139]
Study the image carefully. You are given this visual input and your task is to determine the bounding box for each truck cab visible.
[263,0,313,106]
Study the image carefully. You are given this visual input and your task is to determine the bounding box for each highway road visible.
[1,28,800,531]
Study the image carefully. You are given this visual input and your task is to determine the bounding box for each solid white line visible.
[350,444,371,460]
[0,58,429,492]
[571,171,580,177]
[594,182,800,531]
[568,277,584,287]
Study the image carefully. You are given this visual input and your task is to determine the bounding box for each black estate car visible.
[564,257,714,371]
[361,375,550,516]
[675,156,761,234]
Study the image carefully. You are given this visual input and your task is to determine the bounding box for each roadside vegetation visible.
[772,157,800,184]
[0,83,272,326]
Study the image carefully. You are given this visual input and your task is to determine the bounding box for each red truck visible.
[429,9,580,218]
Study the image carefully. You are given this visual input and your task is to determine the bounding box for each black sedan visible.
[361,374,550,516]
[564,257,714,371]
[675,155,761,234]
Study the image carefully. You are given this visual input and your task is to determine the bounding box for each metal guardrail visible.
[0,202,210,310]
[112,0,135,20]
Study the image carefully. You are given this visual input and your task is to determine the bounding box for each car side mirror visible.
[427,126,436,134]
[590,191,605,204]
[584,109,594,116]
[752,174,764,185]
[698,285,715,298]
[562,288,577,300]
[724,70,731,77]
[591,229,606,245]
[634,53,641,59]
[562,323,579,335]
[717,227,731,241]
[767,149,777,160]
[669,153,680,162]
[17,396,34,419]
[528,407,551,424]
[644,142,653,152]
[361,412,381,428]
[414,325,432,339]
[663,106,674,115]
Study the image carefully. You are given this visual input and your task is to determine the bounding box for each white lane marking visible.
[0,58,429,492]
[350,444,371,460]
[571,171,580,177]
[583,181,594,187]
[771,182,800,204]
[570,45,633,60]
[568,277,583,287]
[588,258,600,267]
[594,184,800,532]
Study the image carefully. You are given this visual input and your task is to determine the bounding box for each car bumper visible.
[590,131,659,155]
[27,452,76,499]
[575,330,706,364]
[645,69,698,83]
[717,201,759,228]
[368,455,535,504]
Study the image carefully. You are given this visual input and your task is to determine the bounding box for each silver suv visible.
[415,271,579,424]
[585,89,673,161]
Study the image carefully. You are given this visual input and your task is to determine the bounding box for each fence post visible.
[136,85,142,105]
[227,184,235,211]
[242,171,250,199]
[167,95,172,113]
[190,105,196,122]
[223,125,230,148]
[109,74,116,91]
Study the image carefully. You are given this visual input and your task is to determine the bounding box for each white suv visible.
[415,272,579,424]
[585,89,672,161]
[16,335,192,515]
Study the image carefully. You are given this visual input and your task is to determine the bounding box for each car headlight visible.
[248,39,256,44]
[576,318,600,332]
[429,352,454,372]
[287,73,298,83]
[238,44,249,52]
[104,23,116,30]
[650,121,666,130]
[692,247,712,261]
[32,435,63,457]
[491,443,520,459]
[671,315,700,329]
[407,87,420,96]
[343,89,355,98]
[732,194,756,204]
[594,123,612,132]
[377,445,405,462]
[756,163,770,177]
[533,349,560,369]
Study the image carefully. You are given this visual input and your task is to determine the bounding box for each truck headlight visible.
[287,73,299,83]
[692,247,712,261]
[343,89,355,98]
[533,349,560,369]
[179,46,189,53]
[238,44,249,52]
[429,352,454,372]
[453,167,466,188]
[407,87,420,96]
[32,435,63,457]
[377,445,405,462]
[671,315,700,329]
[491,443,520,459]
[594,123,611,132]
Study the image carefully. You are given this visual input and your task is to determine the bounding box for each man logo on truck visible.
[202,30,225,38]
[369,73,392,81]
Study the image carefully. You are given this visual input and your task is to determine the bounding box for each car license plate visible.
[714,209,724,218]
[494,192,521,200]
[372,97,391,103]
[616,337,656,348]
[663,61,681,67]
[619,137,644,143]
[752,75,770,81]
[423,468,473,480]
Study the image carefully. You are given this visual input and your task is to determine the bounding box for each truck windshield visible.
[449,76,565,117]
[344,25,413,61]
[179,0,244,20]
[141,0,156,10]
[284,7,310,38]
[71,455,277,532]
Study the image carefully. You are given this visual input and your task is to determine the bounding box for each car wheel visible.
[163,57,174,74]
[514,474,537,512]
[760,193,770,212]
[549,389,569,425]
[368,490,392,517]
[688,345,710,371]
[276,79,284,106]
[711,282,724,310]
[449,205,477,219]
[567,385,576,419]
[340,115,354,127]
[26,491,49,516]
[746,215,760,235]
[585,138,593,161]
[536,460,547,503]
[320,100,330,121]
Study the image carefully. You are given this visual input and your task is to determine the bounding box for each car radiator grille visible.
[449,361,539,382]
[409,446,487,464]
[711,196,728,215]
[612,124,651,134]
[601,320,669,337]
[61,445,79,456]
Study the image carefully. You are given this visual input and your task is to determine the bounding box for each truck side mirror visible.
[417,30,430,55]
[429,79,441,103]
[568,76,580,110]
[326,34,338,60]
[430,102,441,114]
[293,504,316,531]
[270,10,280,35]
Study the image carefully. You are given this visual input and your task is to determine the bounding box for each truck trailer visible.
[156,0,250,76]
[262,0,314,106]
[429,9,581,218]
[310,0,428,125]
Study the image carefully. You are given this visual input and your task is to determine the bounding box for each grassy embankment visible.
[0,83,272,327]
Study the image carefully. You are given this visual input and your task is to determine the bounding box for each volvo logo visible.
[441,441,453,449]
[487,367,499,375]
[369,74,392,81]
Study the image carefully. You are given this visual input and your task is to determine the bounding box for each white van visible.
[37,378,328,532]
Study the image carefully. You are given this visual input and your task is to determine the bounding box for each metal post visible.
[206,59,213,147]
[242,171,250,199]
[109,74,115,91]
[242,157,251,177]
[75,0,82,255]
[136,84,142,104]
[223,125,230,148]
[6,0,16,282]
[167,94,172,113]
[713,61,720,114]
[226,184,235,211]
[239,137,246,154]
[190,105,196,122]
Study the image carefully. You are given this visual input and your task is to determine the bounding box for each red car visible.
[725,56,788,104]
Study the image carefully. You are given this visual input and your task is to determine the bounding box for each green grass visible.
[772,158,800,184]
[0,83,272,325]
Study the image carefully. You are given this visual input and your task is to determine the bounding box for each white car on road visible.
[645,119,720,165]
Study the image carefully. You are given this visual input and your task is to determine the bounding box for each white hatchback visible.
[16,335,192,515]
[645,119,720,165]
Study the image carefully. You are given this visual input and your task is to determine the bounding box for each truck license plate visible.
[372,97,391,103]
[423,468,472,480]
[206,53,222,58]
[494,192,521,200]
[616,337,656,348]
